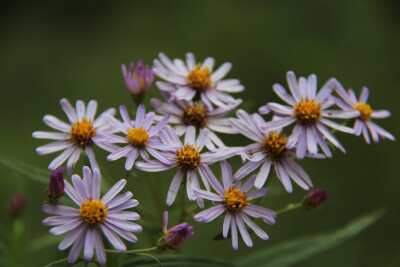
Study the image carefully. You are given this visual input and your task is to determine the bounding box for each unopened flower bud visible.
[304,188,328,209]
[121,60,154,104]
[9,194,27,217]
[157,211,194,251]
[47,166,65,203]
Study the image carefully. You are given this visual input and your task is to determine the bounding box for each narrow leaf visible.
[237,209,384,267]
[122,255,236,267]
[0,155,49,185]
[44,257,85,267]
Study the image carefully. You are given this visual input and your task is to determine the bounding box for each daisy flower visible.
[93,104,171,171]
[230,110,319,192]
[193,160,276,250]
[334,84,395,144]
[134,125,237,207]
[151,97,241,150]
[258,71,358,159]
[42,166,142,265]
[159,211,194,250]
[153,52,244,108]
[33,99,118,176]
[122,60,154,95]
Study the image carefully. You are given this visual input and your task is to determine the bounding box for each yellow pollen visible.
[80,198,107,225]
[187,64,212,92]
[355,102,373,121]
[70,117,96,146]
[182,103,208,129]
[175,144,201,170]
[223,184,251,212]
[263,131,287,158]
[127,127,149,148]
[294,97,322,124]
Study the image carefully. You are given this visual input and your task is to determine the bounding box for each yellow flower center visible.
[182,103,208,129]
[355,102,373,121]
[175,144,201,170]
[70,117,96,146]
[127,127,149,148]
[80,198,107,225]
[187,64,212,92]
[223,184,251,212]
[294,97,322,124]
[263,131,287,158]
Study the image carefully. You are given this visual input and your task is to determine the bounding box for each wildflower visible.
[151,97,241,150]
[47,166,65,202]
[158,211,194,250]
[134,125,237,207]
[33,99,119,175]
[42,166,142,265]
[93,104,170,171]
[334,84,395,144]
[303,188,328,209]
[231,110,321,192]
[9,194,27,217]
[122,60,154,103]
[153,52,244,108]
[258,71,358,159]
[194,160,276,250]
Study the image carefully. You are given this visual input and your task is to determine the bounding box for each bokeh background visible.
[0,1,399,266]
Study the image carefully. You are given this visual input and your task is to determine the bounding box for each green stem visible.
[276,202,303,215]
[179,185,186,223]
[105,247,157,255]
[147,175,162,219]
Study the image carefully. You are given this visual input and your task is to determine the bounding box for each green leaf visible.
[28,234,63,255]
[122,255,236,267]
[0,155,49,185]
[237,209,385,267]
[44,257,85,267]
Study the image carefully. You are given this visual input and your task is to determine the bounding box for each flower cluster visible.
[33,54,394,265]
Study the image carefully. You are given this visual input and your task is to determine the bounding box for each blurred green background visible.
[0,0,399,266]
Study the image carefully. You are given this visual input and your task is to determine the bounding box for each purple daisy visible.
[334,84,395,144]
[193,160,276,250]
[93,104,171,171]
[151,97,241,150]
[42,166,142,265]
[33,99,119,176]
[153,52,244,108]
[122,60,154,95]
[134,125,237,207]
[258,71,358,159]
[230,109,321,192]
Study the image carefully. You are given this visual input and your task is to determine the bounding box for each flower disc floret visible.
[175,144,201,170]
[355,102,373,121]
[187,65,212,92]
[80,198,107,225]
[70,117,96,146]
[127,127,149,148]
[182,103,208,129]
[223,184,250,212]
[294,97,322,124]
[263,131,287,159]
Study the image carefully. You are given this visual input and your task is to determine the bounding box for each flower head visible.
[304,188,328,209]
[194,160,276,250]
[334,84,395,144]
[122,60,154,99]
[134,125,237,207]
[42,167,142,265]
[230,110,320,192]
[93,104,170,171]
[153,52,244,108]
[151,97,241,150]
[47,166,65,202]
[158,211,194,250]
[258,71,358,159]
[33,99,118,175]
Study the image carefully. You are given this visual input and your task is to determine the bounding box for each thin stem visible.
[147,175,162,219]
[276,202,303,215]
[179,185,186,223]
[105,246,157,255]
